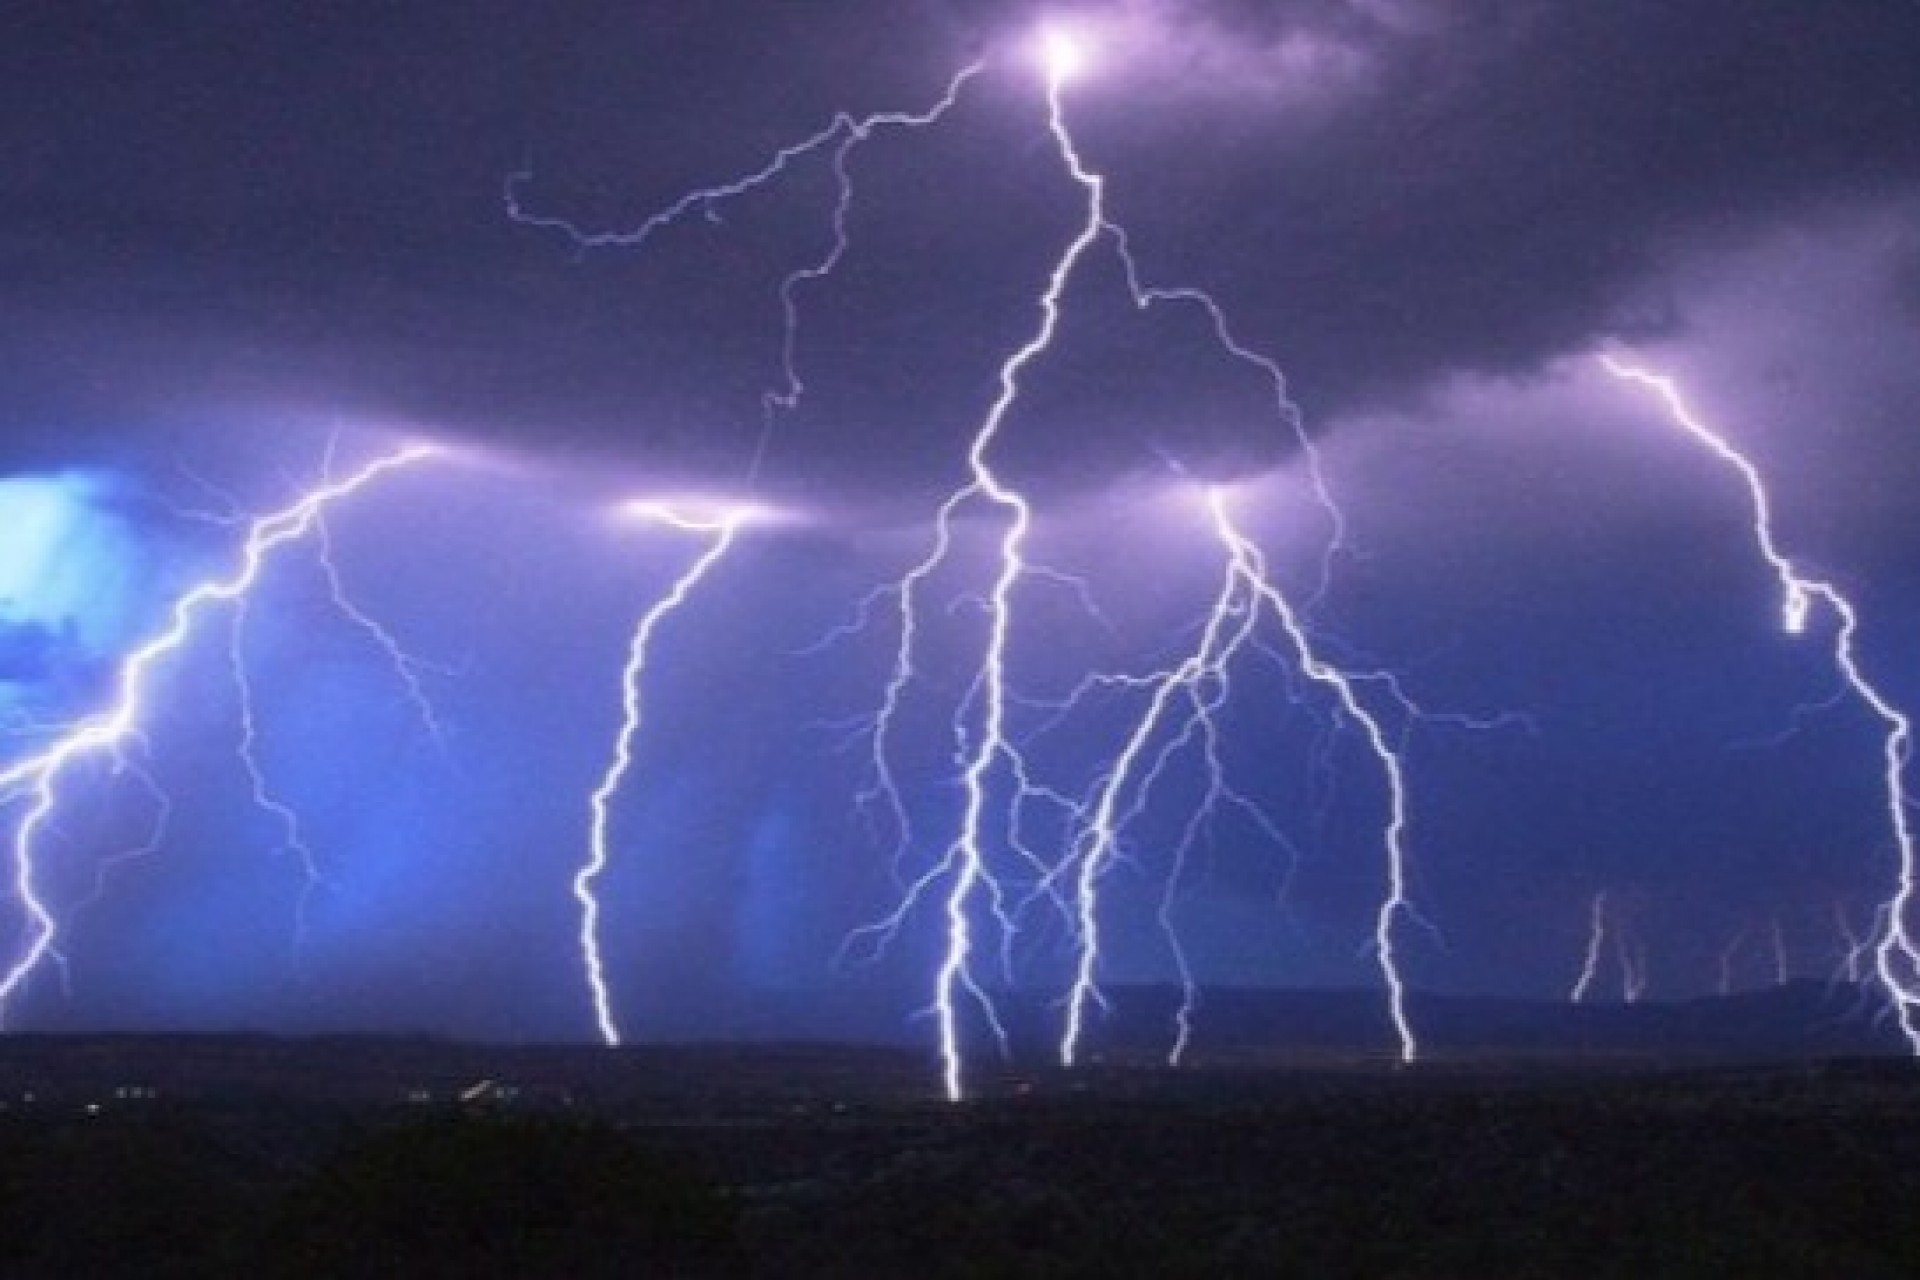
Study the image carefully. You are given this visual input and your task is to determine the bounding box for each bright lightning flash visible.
[1052,488,1274,1068]
[876,43,1110,1101]
[577,500,755,1046]
[864,31,1410,1092]
[1599,354,1920,1047]
[1569,889,1647,1003]
[1038,27,1089,83]
[1038,30,1425,1067]
[0,445,439,1017]
[1204,490,1422,1059]
[518,26,1416,1097]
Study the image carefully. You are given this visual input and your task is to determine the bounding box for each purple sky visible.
[1,1,1917,1053]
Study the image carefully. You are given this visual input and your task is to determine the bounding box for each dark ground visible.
[1,1035,1918,1277]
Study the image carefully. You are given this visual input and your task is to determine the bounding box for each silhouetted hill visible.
[0,1035,935,1112]
[0,981,1898,1113]
[0,997,1917,1277]
[991,978,1905,1068]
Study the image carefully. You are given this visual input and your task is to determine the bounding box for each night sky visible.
[3,1,1919,1053]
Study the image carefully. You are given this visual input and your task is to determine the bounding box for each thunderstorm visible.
[2,4,1918,1103]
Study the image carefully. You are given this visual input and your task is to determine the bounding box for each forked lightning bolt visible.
[518,27,1431,1096]
[908,31,1130,1103]
[819,32,1108,1100]
[508,51,997,1085]
[1570,889,1610,1003]
[1834,900,1871,985]
[0,445,439,1017]
[1205,490,1422,1060]
[578,501,753,1045]
[229,597,323,928]
[507,66,981,482]
[862,33,1109,1102]
[1038,28,1429,1071]
[1600,354,1919,1047]
[1053,493,1279,1068]
[856,26,1355,1097]
[1573,890,1647,1003]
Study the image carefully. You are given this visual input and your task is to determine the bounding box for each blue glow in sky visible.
[0,472,146,717]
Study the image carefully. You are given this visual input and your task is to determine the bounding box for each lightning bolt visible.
[0,445,439,1018]
[1204,490,1422,1059]
[858,29,1429,1090]
[228,595,322,931]
[509,50,1018,1089]
[311,506,451,751]
[1039,22,1454,1069]
[162,442,447,952]
[886,41,1108,1100]
[518,27,1429,1096]
[578,501,752,1046]
[233,473,450,956]
[1570,889,1610,1003]
[1573,891,1646,1003]
[1833,899,1870,985]
[1600,354,1920,1048]
[1052,496,1281,1068]
[830,30,1145,1102]
[1620,931,1649,1004]
[506,66,981,482]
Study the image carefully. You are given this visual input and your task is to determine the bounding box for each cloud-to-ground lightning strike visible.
[1571,890,1647,1002]
[515,25,1430,1097]
[1570,889,1611,1003]
[1038,26,1426,1071]
[1620,937,1649,1004]
[1600,354,1920,1047]
[229,596,323,931]
[0,445,439,1017]
[1573,894,1643,1002]
[874,28,1108,1103]
[1205,490,1422,1058]
[856,25,1354,1095]
[577,501,754,1046]
[810,29,1117,1098]
[508,64,987,1058]
[507,54,1030,1092]
[1620,932,1651,997]
[1051,494,1288,1069]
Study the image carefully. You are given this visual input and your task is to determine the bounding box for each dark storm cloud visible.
[1068,0,1920,408]
[2,1,1915,501]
